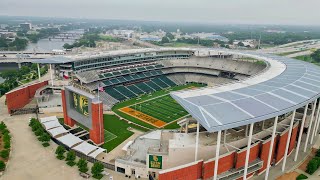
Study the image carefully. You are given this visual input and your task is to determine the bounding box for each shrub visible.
[91,162,104,179]
[38,133,50,142]
[0,161,5,171]
[42,142,50,147]
[0,150,9,159]
[306,158,318,174]
[4,141,10,149]
[296,174,308,179]
[316,149,320,158]
[35,128,44,136]
[0,122,7,131]
[77,158,88,173]
[66,151,76,166]
[55,145,66,160]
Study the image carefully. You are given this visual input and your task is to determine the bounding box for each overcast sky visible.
[0,0,319,25]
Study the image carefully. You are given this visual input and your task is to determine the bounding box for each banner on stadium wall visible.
[72,92,89,116]
[149,155,162,169]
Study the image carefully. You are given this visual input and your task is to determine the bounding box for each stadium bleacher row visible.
[98,64,164,79]
[105,76,177,101]
[103,70,163,87]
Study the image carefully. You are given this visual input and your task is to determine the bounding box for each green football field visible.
[130,95,189,123]
[112,83,206,129]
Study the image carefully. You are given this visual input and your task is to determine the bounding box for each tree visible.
[91,162,104,179]
[39,133,50,142]
[0,150,9,159]
[161,37,170,44]
[0,161,5,171]
[238,42,245,47]
[66,151,76,166]
[77,158,89,173]
[166,32,175,40]
[55,145,66,160]
[306,158,318,174]
[311,49,320,63]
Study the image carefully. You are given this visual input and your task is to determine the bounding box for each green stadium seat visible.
[145,81,162,91]
[114,85,136,98]
[127,85,144,95]
[152,78,169,88]
[105,87,127,101]
[135,82,154,93]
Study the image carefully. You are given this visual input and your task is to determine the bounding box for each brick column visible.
[90,101,104,145]
[61,89,75,127]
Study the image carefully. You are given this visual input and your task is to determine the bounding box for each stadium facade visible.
[28,48,320,180]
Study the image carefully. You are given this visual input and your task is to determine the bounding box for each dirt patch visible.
[276,171,300,180]
[298,148,317,171]
[0,135,8,162]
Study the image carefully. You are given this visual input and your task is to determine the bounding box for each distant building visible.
[0,32,16,39]
[20,23,32,31]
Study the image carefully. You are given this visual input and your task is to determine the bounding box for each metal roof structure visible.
[171,50,320,132]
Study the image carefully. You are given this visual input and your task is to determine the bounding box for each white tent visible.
[40,116,58,123]
[88,148,106,158]
[47,126,68,137]
[72,141,98,155]
[56,133,83,148]
[42,120,61,130]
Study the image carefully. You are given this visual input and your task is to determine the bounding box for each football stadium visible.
[6,48,320,180]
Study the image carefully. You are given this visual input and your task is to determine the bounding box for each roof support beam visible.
[213,130,221,180]
[295,104,308,161]
[304,100,317,152]
[265,116,278,180]
[243,123,254,180]
[282,109,296,172]
[194,121,200,161]
[311,100,320,144]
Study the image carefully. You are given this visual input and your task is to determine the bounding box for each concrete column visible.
[195,121,200,161]
[243,123,254,180]
[245,124,249,137]
[50,64,54,86]
[304,100,317,152]
[311,101,320,144]
[265,116,278,180]
[213,131,221,180]
[37,63,41,81]
[262,120,265,130]
[223,129,227,144]
[295,105,308,161]
[282,110,296,172]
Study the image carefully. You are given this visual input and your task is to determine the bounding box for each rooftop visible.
[171,50,320,132]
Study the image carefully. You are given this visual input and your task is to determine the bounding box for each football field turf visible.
[130,95,188,123]
[114,83,206,129]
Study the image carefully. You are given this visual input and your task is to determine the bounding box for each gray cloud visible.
[0,0,319,25]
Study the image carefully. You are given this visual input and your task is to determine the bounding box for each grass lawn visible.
[103,114,147,152]
[112,83,206,129]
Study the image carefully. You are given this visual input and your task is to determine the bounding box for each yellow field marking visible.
[119,107,167,128]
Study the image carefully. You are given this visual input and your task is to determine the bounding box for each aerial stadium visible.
[6,48,320,180]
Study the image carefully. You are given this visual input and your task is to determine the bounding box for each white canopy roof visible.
[88,148,106,158]
[42,120,62,130]
[47,126,68,138]
[122,141,133,151]
[72,141,98,155]
[56,133,83,148]
[40,116,58,123]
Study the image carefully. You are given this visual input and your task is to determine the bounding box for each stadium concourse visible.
[25,48,320,180]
